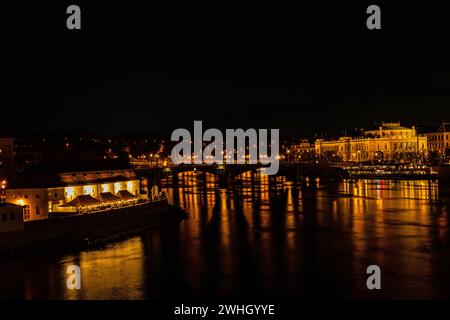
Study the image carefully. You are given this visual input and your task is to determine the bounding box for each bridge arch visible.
[302,166,347,179]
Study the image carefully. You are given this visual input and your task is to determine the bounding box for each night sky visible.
[1,2,450,136]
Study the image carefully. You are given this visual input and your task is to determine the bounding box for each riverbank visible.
[0,201,187,257]
[343,164,437,180]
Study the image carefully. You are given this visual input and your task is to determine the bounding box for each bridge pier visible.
[152,170,162,187]
[227,168,236,186]
[172,172,179,188]
[135,164,345,193]
[296,167,304,182]
[201,171,207,190]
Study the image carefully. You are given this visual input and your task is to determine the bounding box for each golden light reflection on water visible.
[61,238,145,300]
[2,172,450,299]
[161,172,449,299]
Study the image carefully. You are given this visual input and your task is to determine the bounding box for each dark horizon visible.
[2,3,450,136]
[0,118,446,141]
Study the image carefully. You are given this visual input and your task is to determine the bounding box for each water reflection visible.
[1,171,450,299]
[159,172,450,299]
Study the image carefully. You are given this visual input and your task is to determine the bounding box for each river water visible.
[1,172,450,299]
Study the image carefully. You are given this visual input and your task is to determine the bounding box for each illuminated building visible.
[289,139,316,163]
[5,160,142,221]
[426,122,449,155]
[315,122,428,163]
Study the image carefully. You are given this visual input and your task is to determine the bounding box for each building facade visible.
[427,122,449,155]
[0,203,24,233]
[290,139,316,163]
[6,169,141,221]
[315,123,427,163]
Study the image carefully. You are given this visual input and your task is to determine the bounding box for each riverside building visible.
[427,122,450,155]
[5,160,143,221]
[315,122,428,163]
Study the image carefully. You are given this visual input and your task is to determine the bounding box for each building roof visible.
[118,190,138,199]
[417,125,440,134]
[8,159,134,189]
[99,192,121,202]
[438,122,450,132]
[21,159,131,175]
[418,122,450,134]
[0,202,22,209]
[379,122,411,130]
[62,195,102,207]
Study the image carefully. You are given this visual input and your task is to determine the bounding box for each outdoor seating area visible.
[58,191,142,214]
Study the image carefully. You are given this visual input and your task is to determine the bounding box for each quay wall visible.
[0,200,182,254]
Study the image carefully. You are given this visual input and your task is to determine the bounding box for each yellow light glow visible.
[84,185,93,195]
[66,187,75,198]
[17,199,25,206]
[126,181,134,193]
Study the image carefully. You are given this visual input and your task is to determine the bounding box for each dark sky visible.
[1,1,450,136]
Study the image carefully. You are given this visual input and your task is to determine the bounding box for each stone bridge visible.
[135,163,347,186]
